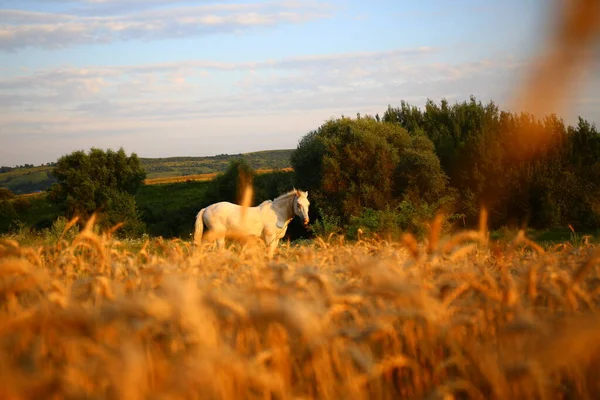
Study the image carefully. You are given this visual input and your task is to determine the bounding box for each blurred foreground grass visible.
[1,214,599,399]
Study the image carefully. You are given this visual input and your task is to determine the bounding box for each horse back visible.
[204,201,265,236]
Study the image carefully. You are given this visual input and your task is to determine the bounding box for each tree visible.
[291,115,453,235]
[394,133,451,204]
[205,158,256,205]
[381,96,600,230]
[0,200,18,232]
[49,147,146,236]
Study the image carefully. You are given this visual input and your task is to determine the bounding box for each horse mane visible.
[273,189,300,202]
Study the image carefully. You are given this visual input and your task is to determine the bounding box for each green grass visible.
[135,180,214,238]
[136,180,211,213]
[489,226,600,248]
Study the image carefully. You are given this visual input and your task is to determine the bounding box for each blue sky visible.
[1,0,598,166]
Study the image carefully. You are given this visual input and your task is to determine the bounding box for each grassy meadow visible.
[1,212,600,399]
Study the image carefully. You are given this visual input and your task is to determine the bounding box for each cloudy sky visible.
[1,0,598,166]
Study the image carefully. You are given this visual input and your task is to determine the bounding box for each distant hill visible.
[140,149,294,179]
[0,149,294,195]
[0,166,55,195]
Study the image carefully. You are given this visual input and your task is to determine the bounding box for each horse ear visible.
[305,191,308,197]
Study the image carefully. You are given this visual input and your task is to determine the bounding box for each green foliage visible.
[290,131,327,193]
[15,195,62,231]
[48,147,146,237]
[0,200,18,232]
[394,134,451,203]
[136,180,213,238]
[291,115,455,238]
[44,216,81,245]
[318,117,410,218]
[347,192,460,241]
[309,213,343,239]
[253,169,296,203]
[101,189,146,237]
[205,158,256,205]
[292,97,600,239]
[0,187,15,200]
[385,97,600,231]
[12,197,31,213]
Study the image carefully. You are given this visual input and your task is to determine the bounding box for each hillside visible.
[0,166,55,195]
[0,149,294,195]
[139,149,293,179]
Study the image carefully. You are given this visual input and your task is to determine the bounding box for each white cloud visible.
[0,1,332,51]
[0,9,76,24]
[1,47,598,166]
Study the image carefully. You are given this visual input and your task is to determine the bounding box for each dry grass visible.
[1,213,600,400]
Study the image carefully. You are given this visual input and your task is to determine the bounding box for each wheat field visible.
[1,212,599,400]
[1,0,598,398]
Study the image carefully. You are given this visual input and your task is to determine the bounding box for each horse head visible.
[293,190,310,226]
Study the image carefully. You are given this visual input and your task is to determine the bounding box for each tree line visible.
[292,96,599,239]
[1,95,598,240]
[0,163,56,173]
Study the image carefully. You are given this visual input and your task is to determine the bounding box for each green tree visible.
[382,96,600,231]
[394,133,451,203]
[0,200,18,232]
[291,115,453,237]
[49,147,147,236]
[205,158,256,205]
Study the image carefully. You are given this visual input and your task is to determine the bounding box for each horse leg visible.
[209,224,226,251]
[265,234,279,260]
[216,235,226,251]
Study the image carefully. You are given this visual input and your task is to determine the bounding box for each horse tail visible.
[193,208,206,247]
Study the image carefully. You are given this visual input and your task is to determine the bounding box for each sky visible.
[1,0,599,167]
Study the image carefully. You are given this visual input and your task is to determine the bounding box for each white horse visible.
[193,189,310,258]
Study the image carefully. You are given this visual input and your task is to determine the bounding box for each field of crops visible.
[1,213,599,399]
[144,168,293,185]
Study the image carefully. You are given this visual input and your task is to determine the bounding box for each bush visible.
[13,197,31,213]
[348,194,461,241]
[43,216,80,245]
[48,147,147,236]
[0,187,15,200]
[101,189,146,238]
